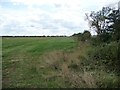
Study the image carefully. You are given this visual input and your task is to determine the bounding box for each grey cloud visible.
[1,21,27,35]
[60,21,80,29]
[29,14,81,33]
[54,4,62,8]
[1,12,82,36]
[30,14,59,30]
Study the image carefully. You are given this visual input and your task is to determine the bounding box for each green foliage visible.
[81,30,91,42]
[94,71,120,88]
[86,7,112,35]
[86,6,120,73]
[72,30,91,43]
[88,41,120,73]
[77,41,120,88]
[87,7,120,42]
[82,6,120,88]
[72,33,82,42]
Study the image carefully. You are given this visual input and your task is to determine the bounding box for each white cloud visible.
[0,0,119,36]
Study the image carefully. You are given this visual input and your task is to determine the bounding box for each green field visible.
[2,37,78,88]
[2,37,119,88]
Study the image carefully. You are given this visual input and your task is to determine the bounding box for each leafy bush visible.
[88,41,120,73]
[93,71,120,88]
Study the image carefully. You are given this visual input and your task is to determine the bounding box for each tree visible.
[86,6,120,43]
[107,9,120,41]
[81,30,91,42]
[85,7,112,35]
[72,33,82,43]
[72,31,91,42]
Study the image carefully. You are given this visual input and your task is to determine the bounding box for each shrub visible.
[88,41,120,73]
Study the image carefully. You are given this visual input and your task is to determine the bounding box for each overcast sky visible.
[0,0,119,36]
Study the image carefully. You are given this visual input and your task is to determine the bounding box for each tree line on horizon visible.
[2,35,67,37]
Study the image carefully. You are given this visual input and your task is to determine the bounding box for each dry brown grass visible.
[82,72,97,88]
[39,45,97,88]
